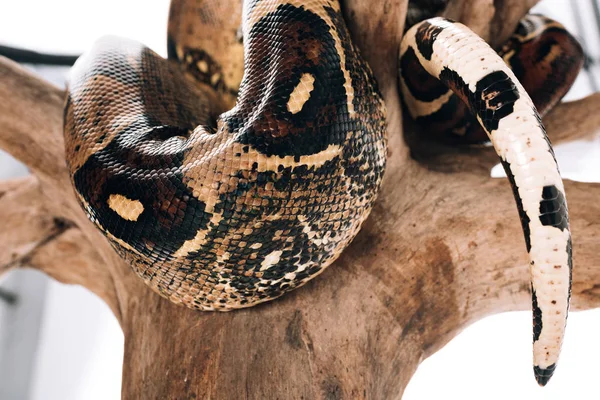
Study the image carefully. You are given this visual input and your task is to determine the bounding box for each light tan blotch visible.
[260,250,283,271]
[107,194,144,221]
[287,73,315,114]
[197,60,209,73]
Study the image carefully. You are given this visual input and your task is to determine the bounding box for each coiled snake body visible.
[64,0,580,386]
[65,0,387,310]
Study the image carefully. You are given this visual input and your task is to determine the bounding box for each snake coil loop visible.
[64,0,387,311]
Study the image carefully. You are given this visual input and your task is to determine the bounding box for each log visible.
[0,0,599,398]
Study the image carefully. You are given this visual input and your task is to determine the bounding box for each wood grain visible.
[0,0,598,398]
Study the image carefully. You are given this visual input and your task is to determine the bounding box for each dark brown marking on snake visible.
[472,71,520,133]
[180,46,237,97]
[414,99,479,143]
[405,0,450,29]
[227,4,355,158]
[415,21,446,60]
[65,2,386,309]
[324,5,386,183]
[73,127,212,258]
[539,185,568,231]
[532,287,542,342]
[403,63,473,140]
[438,68,519,133]
[534,363,556,386]
[501,17,583,118]
[437,68,470,105]
[166,34,178,61]
[501,160,531,252]
[399,46,449,102]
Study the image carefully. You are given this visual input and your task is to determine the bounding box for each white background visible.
[0,0,599,399]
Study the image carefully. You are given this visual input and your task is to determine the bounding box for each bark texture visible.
[1,0,599,398]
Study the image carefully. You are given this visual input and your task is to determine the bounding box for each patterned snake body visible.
[401,15,583,144]
[64,0,580,386]
[65,0,386,310]
[400,17,577,385]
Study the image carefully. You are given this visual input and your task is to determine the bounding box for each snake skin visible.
[401,14,584,144]
[400,17,574,386]
[64,0,387,311]
[65,0,577,387]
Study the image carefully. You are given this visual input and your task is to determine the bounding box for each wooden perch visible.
[544,93,600,145]
[1,0,599,398]
[0,176,120,316]
[0,176,52,275]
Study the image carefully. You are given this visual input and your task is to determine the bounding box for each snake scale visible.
[63,0,581,386]
[400,17,579,385]
[65,0,387,311]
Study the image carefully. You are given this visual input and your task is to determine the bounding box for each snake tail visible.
[400,17,572,386]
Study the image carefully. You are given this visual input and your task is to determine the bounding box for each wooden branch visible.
[410,177,600,359]
[0,57,126,251]
[0,56,93,233]
[0,57,66,179]
[0,176,52,275]
[405,88,600,173]
[556,181,600,311]
[118,169,600,399]
[442,0,540,48]
[14,225,122,319]
[0,176,121,317]
[443,0,495,39]
[544,93,600,145]
[0,58,132,320]
[405,0,540,48]
[0,1,599,398]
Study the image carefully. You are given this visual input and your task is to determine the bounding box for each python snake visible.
[63,0,580,387]
[64,0,387,311]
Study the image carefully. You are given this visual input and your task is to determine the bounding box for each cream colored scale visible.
[400,18,571,384]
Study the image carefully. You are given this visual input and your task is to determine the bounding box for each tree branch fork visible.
[0,0,599,397]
